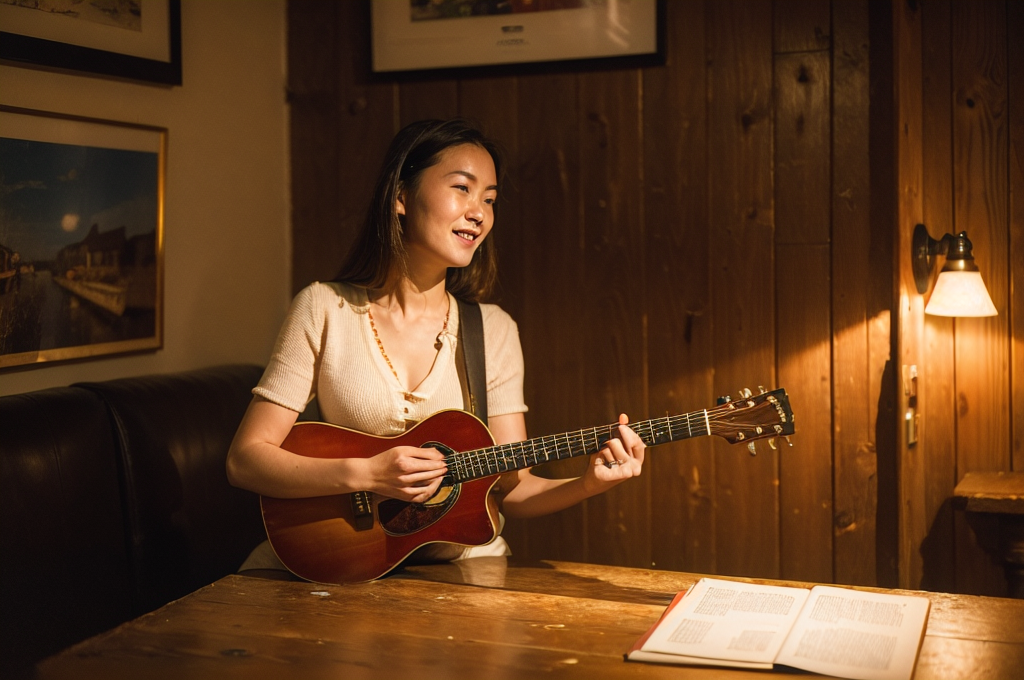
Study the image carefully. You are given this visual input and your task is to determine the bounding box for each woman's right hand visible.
[364,445,449,504]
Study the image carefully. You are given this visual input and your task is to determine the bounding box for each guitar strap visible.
[455,297,487,424]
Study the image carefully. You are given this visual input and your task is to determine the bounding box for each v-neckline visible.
[361,292,460,400]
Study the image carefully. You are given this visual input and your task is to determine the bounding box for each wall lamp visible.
[912,224,997,317]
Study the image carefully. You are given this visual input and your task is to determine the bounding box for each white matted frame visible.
[372,0,663,74]
[0,0,182,85]
[0,106,166,370]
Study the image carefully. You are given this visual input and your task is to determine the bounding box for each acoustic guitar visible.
[261,387,795,584]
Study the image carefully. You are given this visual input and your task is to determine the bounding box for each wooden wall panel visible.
[919,0,957,594]
[774,51,831,246]
[831,0,878,587]
[398,81,459,126]
[774,0,831,53]
[285,0,1022,594]
[642,0,715,574]
[777,244,833,582]
[951,0,1011,596]
[503,72,586,561]
[773,2,833,584]
[287,0,340,292]
[894,0,928,592]
[577,69,649,567]
[1011,0,1024,473]
[707,0,779,579]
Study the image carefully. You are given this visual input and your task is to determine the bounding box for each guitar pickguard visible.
[377,441,461,537]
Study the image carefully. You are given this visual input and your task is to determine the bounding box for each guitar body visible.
[260,410,500,584]
[260,387,796,585]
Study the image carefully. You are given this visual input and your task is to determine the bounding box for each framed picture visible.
[0,106,165,370]
[371,0,663,74]
[0,0,181,85]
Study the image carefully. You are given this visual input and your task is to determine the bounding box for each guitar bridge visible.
[351,491,374,531]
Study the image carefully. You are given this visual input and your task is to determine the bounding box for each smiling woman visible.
[225,119,647,581]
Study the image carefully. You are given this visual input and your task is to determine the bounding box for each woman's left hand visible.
[585,413,646,490]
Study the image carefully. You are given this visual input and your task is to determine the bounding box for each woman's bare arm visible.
[226,396,448,502]
[488,412,646,519]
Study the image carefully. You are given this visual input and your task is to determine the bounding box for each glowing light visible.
[924,271,998,317]
[61,214,80,232]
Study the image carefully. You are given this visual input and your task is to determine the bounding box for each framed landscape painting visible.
[0,0,182,85]
[0,106,165,369]
[371,0,663,74]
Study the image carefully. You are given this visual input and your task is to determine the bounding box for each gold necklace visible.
[368,294,451,387]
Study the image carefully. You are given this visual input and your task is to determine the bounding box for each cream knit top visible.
[253,281,528,427]
[241,282,528,572]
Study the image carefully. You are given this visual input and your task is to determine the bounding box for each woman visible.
[227,119,645,575]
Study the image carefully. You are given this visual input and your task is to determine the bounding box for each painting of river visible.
[0,107,164,369]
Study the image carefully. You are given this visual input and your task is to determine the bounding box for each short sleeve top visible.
[253,282,527,432]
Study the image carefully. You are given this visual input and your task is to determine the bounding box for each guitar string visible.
[451,409,762,475]
[448,405,782,481]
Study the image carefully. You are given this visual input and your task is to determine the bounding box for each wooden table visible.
[953,471,1024,598]
[36,559,1024,680]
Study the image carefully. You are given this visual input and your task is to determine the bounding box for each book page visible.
[774,586,931,680]
[640,578,810,665]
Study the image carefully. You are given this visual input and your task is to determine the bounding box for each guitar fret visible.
[441,389,789,484]
[517,441,531,469]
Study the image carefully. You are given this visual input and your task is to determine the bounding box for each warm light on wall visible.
[911,224,997,317]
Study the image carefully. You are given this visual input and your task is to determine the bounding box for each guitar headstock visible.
[709,387,795,452]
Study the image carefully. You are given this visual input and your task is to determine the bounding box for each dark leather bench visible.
[0,364,266,679]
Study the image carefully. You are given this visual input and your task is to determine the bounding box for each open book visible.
[627,578,930,680]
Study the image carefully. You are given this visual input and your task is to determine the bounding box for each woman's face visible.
[397,143,497,274]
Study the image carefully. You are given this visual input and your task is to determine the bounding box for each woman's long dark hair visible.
[334,119,505,302]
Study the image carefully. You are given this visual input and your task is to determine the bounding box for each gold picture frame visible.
[0,106,165,369]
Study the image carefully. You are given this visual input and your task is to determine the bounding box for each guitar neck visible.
[448,409,710,483]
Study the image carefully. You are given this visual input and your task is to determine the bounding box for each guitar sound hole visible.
[377,477,460,537]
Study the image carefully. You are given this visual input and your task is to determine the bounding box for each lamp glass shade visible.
[924,270,998,317]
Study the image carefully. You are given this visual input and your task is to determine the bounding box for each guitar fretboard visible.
[447,410,710,483]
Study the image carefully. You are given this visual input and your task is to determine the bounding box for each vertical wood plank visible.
[707,0,779,579]
[919,0,957,594]
[951,0,1010,596]
[578,68,649,568]
[643,0,715,575]
[777,244,833,582]
[288,0,340,293]
[774,0,832,53]
[774,51,831,245]
[1011,0,1024,473]
[832,0,880,587]
[774,2,833,584]
[506,72,585,562]
[893,0,929,591]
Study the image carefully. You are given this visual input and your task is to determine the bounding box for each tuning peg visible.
[784,436,793,447]
[747,441,757,456]
[758,385,767,394]
[768,438,777,450]
[739,387,752,399]
[717,395,732,405]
